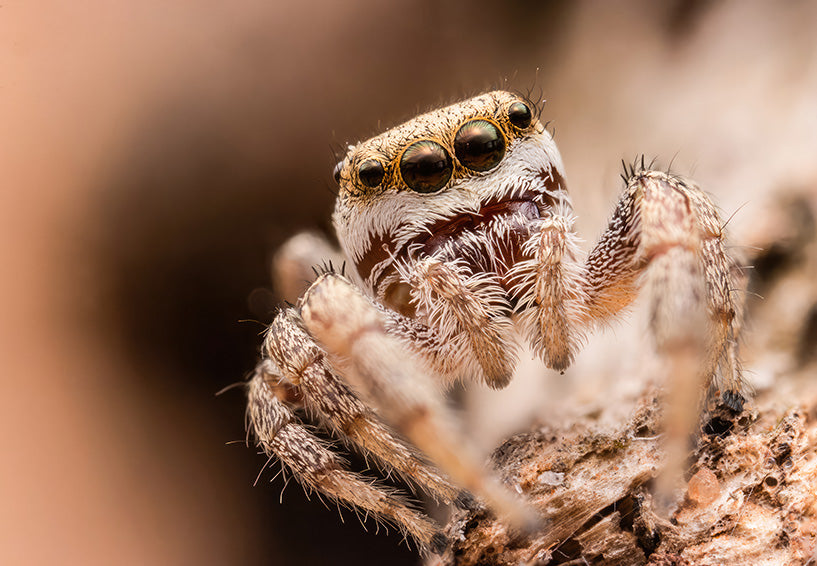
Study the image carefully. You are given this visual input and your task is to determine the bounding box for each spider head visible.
[332,91,572,317]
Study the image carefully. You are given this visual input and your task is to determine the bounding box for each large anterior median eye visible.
[399,140,452,193]
[453,119,506,172]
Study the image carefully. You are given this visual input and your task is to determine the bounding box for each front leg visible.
[300,273,539,532]
[263,307,464,506]
[577,166,751,512]
[582,167,749,408]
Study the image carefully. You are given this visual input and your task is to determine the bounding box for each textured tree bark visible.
[430,385,817,566]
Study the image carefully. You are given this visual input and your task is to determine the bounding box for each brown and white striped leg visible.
[300,273,539,532]
[573,167,749,511]
[687,186,749,410]
[263,307,465,507]
[581,168,750,408]
[247,362,447,553]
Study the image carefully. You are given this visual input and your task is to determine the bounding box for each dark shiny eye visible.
[508,101,532,129]
[333,161,343,184]
[453,119,506,172]
[357,159,385,187]
[399,140,452,193]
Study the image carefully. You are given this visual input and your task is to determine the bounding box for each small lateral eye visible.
[399,140,452,194]
[358,159,385,187]
[508,101,532,129]
[454,119,506,172]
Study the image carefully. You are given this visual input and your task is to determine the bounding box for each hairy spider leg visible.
[299,273,541,533]
[579,169,749,407]
[247,362,446,552]
[263,307,465,506]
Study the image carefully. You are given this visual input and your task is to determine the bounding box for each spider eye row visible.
[340,100,534,194]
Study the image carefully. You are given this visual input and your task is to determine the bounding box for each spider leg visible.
[264,307,465,507]
[581,169,749,408]
[247,359,447,553]
[300,273,539,532]
[576,169,750,510]
[273,231,346,303]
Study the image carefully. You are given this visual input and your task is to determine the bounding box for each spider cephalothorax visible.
[246,90,749,555]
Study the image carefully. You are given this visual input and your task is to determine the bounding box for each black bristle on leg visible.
[454,489,479,510]
[722,390,745,413]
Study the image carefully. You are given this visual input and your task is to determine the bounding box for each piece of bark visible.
[430,390,817,565]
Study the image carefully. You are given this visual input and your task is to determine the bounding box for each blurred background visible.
[2,1,816,564]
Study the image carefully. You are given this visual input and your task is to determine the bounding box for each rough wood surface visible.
[430,387,817,565]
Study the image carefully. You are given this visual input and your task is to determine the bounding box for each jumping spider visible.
[246,91,748,554]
